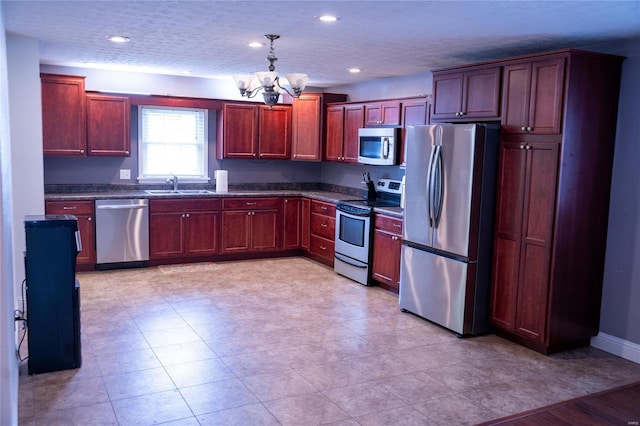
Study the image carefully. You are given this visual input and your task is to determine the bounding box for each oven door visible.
[334,206,371,263]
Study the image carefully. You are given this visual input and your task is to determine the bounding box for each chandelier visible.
[232,34,309,108]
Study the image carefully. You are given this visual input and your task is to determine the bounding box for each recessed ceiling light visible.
[247,41,265,48]
[315,15,340,23]
[105,35,130,43]
[348,68,361,74]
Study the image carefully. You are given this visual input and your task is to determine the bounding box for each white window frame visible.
[137,105,209,183]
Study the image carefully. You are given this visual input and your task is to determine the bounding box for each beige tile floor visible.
[18,257,640,425]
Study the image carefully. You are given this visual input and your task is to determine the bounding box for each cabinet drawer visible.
[374,214,403,235]
[311,213,335,239]
[45,200,94,215]
[310,235,335,261]
[150,198,220,213]
[222,197,281,210]
[311,200,336,217]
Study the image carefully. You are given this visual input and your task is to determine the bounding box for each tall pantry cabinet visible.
[490,50,624,354]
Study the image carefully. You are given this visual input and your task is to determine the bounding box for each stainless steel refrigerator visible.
[399,123,499,336]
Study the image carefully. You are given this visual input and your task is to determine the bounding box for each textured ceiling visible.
[3,1,640,88]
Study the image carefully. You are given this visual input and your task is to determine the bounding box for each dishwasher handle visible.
[96,204,148,210]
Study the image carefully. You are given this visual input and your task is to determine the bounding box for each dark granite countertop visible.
[44,184,404,219]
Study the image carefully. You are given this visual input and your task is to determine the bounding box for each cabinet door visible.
[251,210,280,252]
[301,198,311,251]
[149,212,185,258]
[86,94,131,156]
[528,58,565,135]
[431,72,463,121]
[221,104,258,158]
[41,74,87,156]
[75,215,96,265]
[292,94,322,161]
[258,105,291,159]
[501,63,532,134]
[343,104,365,163]
[371,229,400,291]
[462,67,501,119]
[491,142,528,331]
[364,103,382,126]
[283,198,302,250]
[501,57,565,135]
[221,211,252,253]
[185,211,219,256]
[515,143,559,342]
[400,99,429,167]
[325,106,344,161]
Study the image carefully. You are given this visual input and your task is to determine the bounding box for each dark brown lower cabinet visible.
[283,197,302,250]
[371,214,403,293]
[45,200,96,267]
[149,198,220,259]
[221,198,281,254]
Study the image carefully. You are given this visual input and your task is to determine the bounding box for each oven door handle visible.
[336,205,370,217]
[334,253,368,268]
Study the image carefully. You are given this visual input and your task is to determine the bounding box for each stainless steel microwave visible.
[357,127,399,166]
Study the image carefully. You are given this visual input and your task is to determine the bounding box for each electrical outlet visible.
[119,169,131,180]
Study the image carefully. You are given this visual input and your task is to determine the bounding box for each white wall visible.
[0,5,18,425]
[7,35,44,290]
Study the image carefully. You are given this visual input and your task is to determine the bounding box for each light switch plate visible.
[119,169,131,180]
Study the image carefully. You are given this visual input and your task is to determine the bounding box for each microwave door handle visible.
[382,138,390,159]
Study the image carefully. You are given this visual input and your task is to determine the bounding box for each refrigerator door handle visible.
[427,145,437,226]
[433,145,444,227]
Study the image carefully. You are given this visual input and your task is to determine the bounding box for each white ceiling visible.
[3,1,640,88]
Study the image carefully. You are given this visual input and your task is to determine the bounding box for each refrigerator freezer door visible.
[399,244,469,335]
[431,124,478,259]
[403,125,435,247]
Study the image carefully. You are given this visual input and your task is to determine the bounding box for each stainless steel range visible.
[334,177,402,285]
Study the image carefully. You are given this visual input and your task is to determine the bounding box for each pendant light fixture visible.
[233,34,309,108]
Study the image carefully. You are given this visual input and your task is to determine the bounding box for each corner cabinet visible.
[489,50,624,354]
[86,93,131,156]
[431,66,501,122]
[217,103,291,159]
[44,200,96,268]
[325,104,364,163]
[41,74,87,156]
[291,93,347,161]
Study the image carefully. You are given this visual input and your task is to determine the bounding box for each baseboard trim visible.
[591,332,640,364]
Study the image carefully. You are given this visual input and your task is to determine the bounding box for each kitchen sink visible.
[145,189,214,195]
[145,190,181,195]
[177,189,215,194]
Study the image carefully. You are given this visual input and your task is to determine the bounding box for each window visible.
[138,106,208,182]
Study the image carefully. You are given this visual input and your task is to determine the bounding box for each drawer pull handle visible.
[321,223,328,228]
[62,206,77,210]
[320,245,326,250]
[246,202,257,206]
[392,223,401,228]
[320,206,328,210]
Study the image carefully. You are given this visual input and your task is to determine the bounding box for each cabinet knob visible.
[525,145,532,150]
[125,151,130,155]
[520,145,525,149]
[284,199,288,203]
[80,149,85,154]
[253,153,257,157]
[521,126,527,131]
[526,126,533,131]
[87,217,92,221]
[186,213,190,217]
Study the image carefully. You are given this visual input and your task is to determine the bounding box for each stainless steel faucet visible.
[166,173,178,191]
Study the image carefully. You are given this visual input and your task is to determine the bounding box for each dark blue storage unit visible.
[24,215,82,374]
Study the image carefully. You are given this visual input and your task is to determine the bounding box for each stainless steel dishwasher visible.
[95,199,149,268]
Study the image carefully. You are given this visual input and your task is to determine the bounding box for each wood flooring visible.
[481,381,640,425]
